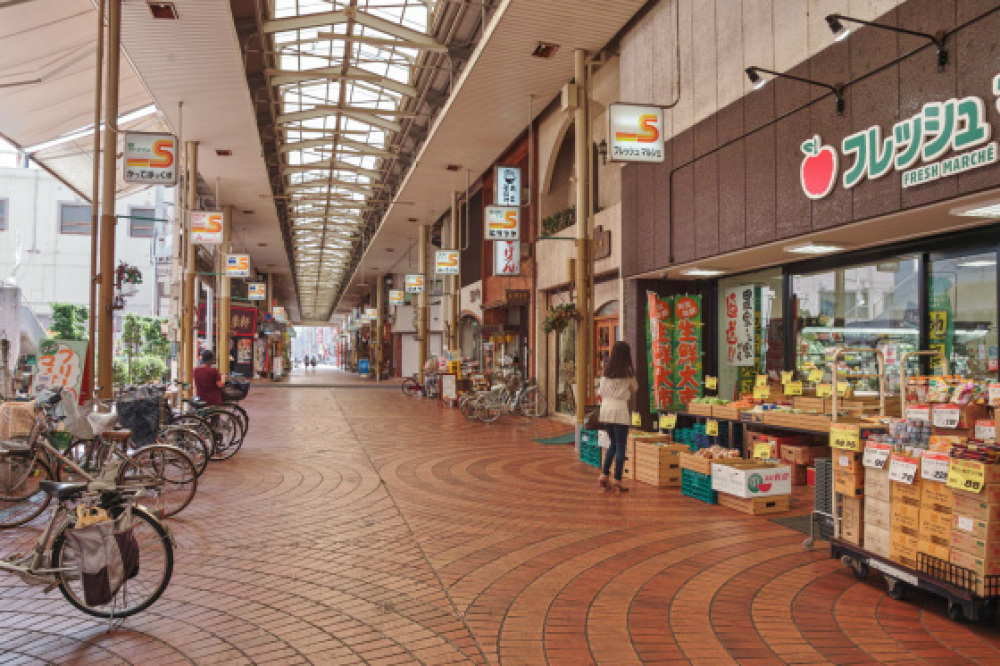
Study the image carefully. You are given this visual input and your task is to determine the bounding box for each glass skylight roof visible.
[268,0,437,319]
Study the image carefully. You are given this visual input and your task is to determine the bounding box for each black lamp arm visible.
[828,13,945,49]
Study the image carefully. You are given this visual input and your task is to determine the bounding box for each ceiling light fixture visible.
[445,164,461,172]
[826,14,947,71]
[951,202,1000,218]
[680,268,725,277]
[784,242,847,255]
[148,2,179,20]
[215,149,232,156]
[956,260,997,268]
[531,42,560,59]
[745,66,844,114]
[243,210,254,215]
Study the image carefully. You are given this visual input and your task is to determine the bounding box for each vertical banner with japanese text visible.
[646,292,673,412]
[672,295,703,409]
[724,285,755,366]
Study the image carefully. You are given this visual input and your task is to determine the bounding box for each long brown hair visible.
[603,341,634,378]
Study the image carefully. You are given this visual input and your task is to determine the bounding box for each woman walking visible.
[598,341,638,492]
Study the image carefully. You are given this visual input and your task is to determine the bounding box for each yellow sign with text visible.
[781,371,793,384]
[706,419,719,437]
[784,381,803,396]
[631,412,641,427]
[808,368,825,382]
[830,423,861,451]
[753,386,770,400]
[660,413,677,430]
[947,459,985,493]
[705,376,718,391]
[753,442,773,460]
[756,375,768,388]
[816,384,832,397]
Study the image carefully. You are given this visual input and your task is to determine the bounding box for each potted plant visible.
[542,303,581,334]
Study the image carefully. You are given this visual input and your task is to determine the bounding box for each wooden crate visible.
[687,403,713,417]
[712,404,745,420]
[634,441,686,487]
[718,493,791,515]
[678,452,713,475]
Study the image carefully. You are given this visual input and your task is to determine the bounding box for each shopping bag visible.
[66,508,140,607]
[598,430,611,449]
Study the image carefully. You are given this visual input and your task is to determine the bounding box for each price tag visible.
[888,454,919,484]
[863,442,891,469]
[753,386,770,400]
[989,382,1000,407]
[933,405,961,429]
[905,404,931,422]
[921,451,950,483]
[659,413,677,430]
[631,412,641,427]
[705,376,718,391]
[816,384,832,398]
[975,420,996,441]
[830,423,861,451]
[947,458,985,493]
[753,442,772,460]
[755,375,768,388]
[706,419,719,437]
[808,368,825,382]
[836,383,850,397]
[781,371,793,384]
[784,381,803,396]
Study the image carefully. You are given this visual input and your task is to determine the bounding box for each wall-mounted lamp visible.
[597,139,608,165]
[745,66,845,115]
[826,13,947,72]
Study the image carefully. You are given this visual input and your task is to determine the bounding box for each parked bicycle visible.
[401,373,440,398]
[463,375,547,423]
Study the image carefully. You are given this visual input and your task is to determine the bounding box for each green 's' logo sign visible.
[802,74,1000,199]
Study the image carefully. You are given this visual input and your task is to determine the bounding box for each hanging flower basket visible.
[116,262,143,285]
[542,303,581,334]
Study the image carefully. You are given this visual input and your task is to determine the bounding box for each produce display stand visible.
[830,538,1000,622]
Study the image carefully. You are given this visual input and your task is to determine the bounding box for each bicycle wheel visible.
[401,378,420,397]
[0,455,52,529]
[170,414,217,457]
[459,394,479,420]
[156,426,209,477]
[478,396,502,423]
[117,445,197,517]
[220,403,249,438]
[203,409,242,460]
[518,385,548,418]
[52,506,173,619]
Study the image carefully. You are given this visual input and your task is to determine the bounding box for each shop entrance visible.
[594,300,620,376]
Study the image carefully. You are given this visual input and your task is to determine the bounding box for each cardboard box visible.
[953,494,1000,522]
[918,508,952,541]
[950,547,1000,577]
[842,496,864,546]
[833,450,863,475]
[865,466,891,502]
[951,530,1000,559]
[835,469,864,498]
[781,444,831,466]
[678,452,713,475]
[791,464,808,486]
[932,402,989,429]
[952,513,1000,542]
[921,482,953,509]
[893,479,922,503]
[711,461,793,499]
[917,536,950,561]
[890,541,918,568]
[864,524,891,558]
[891,498,921,532]
[953,482,1000,505]
[717,492,790,515]
[864,497,892,530]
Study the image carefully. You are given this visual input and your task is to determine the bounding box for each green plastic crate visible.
[681,468,717,504]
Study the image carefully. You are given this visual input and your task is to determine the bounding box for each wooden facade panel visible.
[774,108,812,239]
[672,165,696,263]
[717,141,746,253]
[744,125,777,246]
[694,154,720,258]
[636,162,657,274]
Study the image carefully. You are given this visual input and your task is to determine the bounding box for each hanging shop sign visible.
[494,240,520,276]
[122,132,178,185]
[189,210,224,245]
[485,206,520,240]
[608,103,665,163]
[494,166,521,206]
[198,305,258,336]
[724,285,755,367]
[647,293,672,412]
[248,283,266,300]
[506,289,531,306]
[225,254,250,278]
[801,75,1000,199]
[33,339,88,404]
[389,290,404,304]
[646,293,703,412]
[435,250,459,275]
[405,275,424,293]
[365,307,378,320]
[273,306,287,323]
[672,295,703,408]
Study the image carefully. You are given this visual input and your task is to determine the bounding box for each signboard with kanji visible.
[724,285,755,366]
[199,306,258,336]
[123,132,178,184]
[435,251,459,275]
[389,290,404,304]
[33,339,88,403]
[248,283,266,300]
[485,206,520,240]
[495,166,521,206]
[226,254,250,278]
[190,211,224,245]
[405,275,424,293]
[647,293,703,412]
[273,306,286,323]
[494,240,520,276]
[647,293,672,412]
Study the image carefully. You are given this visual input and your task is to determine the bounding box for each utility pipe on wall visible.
[217,204,233,375]
[375,273,384,381]
[87,0,105,398]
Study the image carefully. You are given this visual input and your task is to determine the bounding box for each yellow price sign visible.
[755,375,768,388]
[705,376,718,391]
[947,458,985,493]
[781,371,793,384]
[830,423,860,451]
[659,413,677,430]
[837,383,850,397]
[631,412,642,427]
[753,442,773,460]
[808,368,825,382]
[784,381,803,396]
[753,386,770,400]
[706,419,719,437]
[816,384,832,397]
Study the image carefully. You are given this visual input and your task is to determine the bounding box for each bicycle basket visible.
[116,396,160,447]
[47,430,73,452]
[66,507,140,607]
[222,379,250,402]
[0,402,34,439]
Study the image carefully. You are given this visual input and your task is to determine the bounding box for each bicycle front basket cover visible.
[115,396,160,447]
[65,508,140,607]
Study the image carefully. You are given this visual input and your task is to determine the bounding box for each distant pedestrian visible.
[597,341,637,492]
[193,350,226,406]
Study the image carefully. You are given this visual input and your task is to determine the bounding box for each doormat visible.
[533,433,576,445]
[769,514,814,536]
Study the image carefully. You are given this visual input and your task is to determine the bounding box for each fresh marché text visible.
[902,142,998,188]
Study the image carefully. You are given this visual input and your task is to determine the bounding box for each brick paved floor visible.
[3,367,1000,664]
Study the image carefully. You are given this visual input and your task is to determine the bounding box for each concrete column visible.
[375,274,384,380]
[181,141,198,397]
[573,48,591,448]
[449,192,459,352]
[417,225,428,383]
[217,204,233,374]
[96,0,120,399]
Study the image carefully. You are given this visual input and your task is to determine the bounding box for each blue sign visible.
[359,359,370,375]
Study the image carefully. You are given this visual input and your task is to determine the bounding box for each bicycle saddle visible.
[184,398,207,409]
[0,439,30,455]
[39,480,88,501]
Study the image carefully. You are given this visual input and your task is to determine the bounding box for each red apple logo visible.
[800,135,838,200]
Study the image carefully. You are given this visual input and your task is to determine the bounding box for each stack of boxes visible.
[633,440,687,487]
[949,479,1000,594]
[918,481,952,562]
[863,463,891,556]
[889,456,922,569]
[781,442,831,486]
